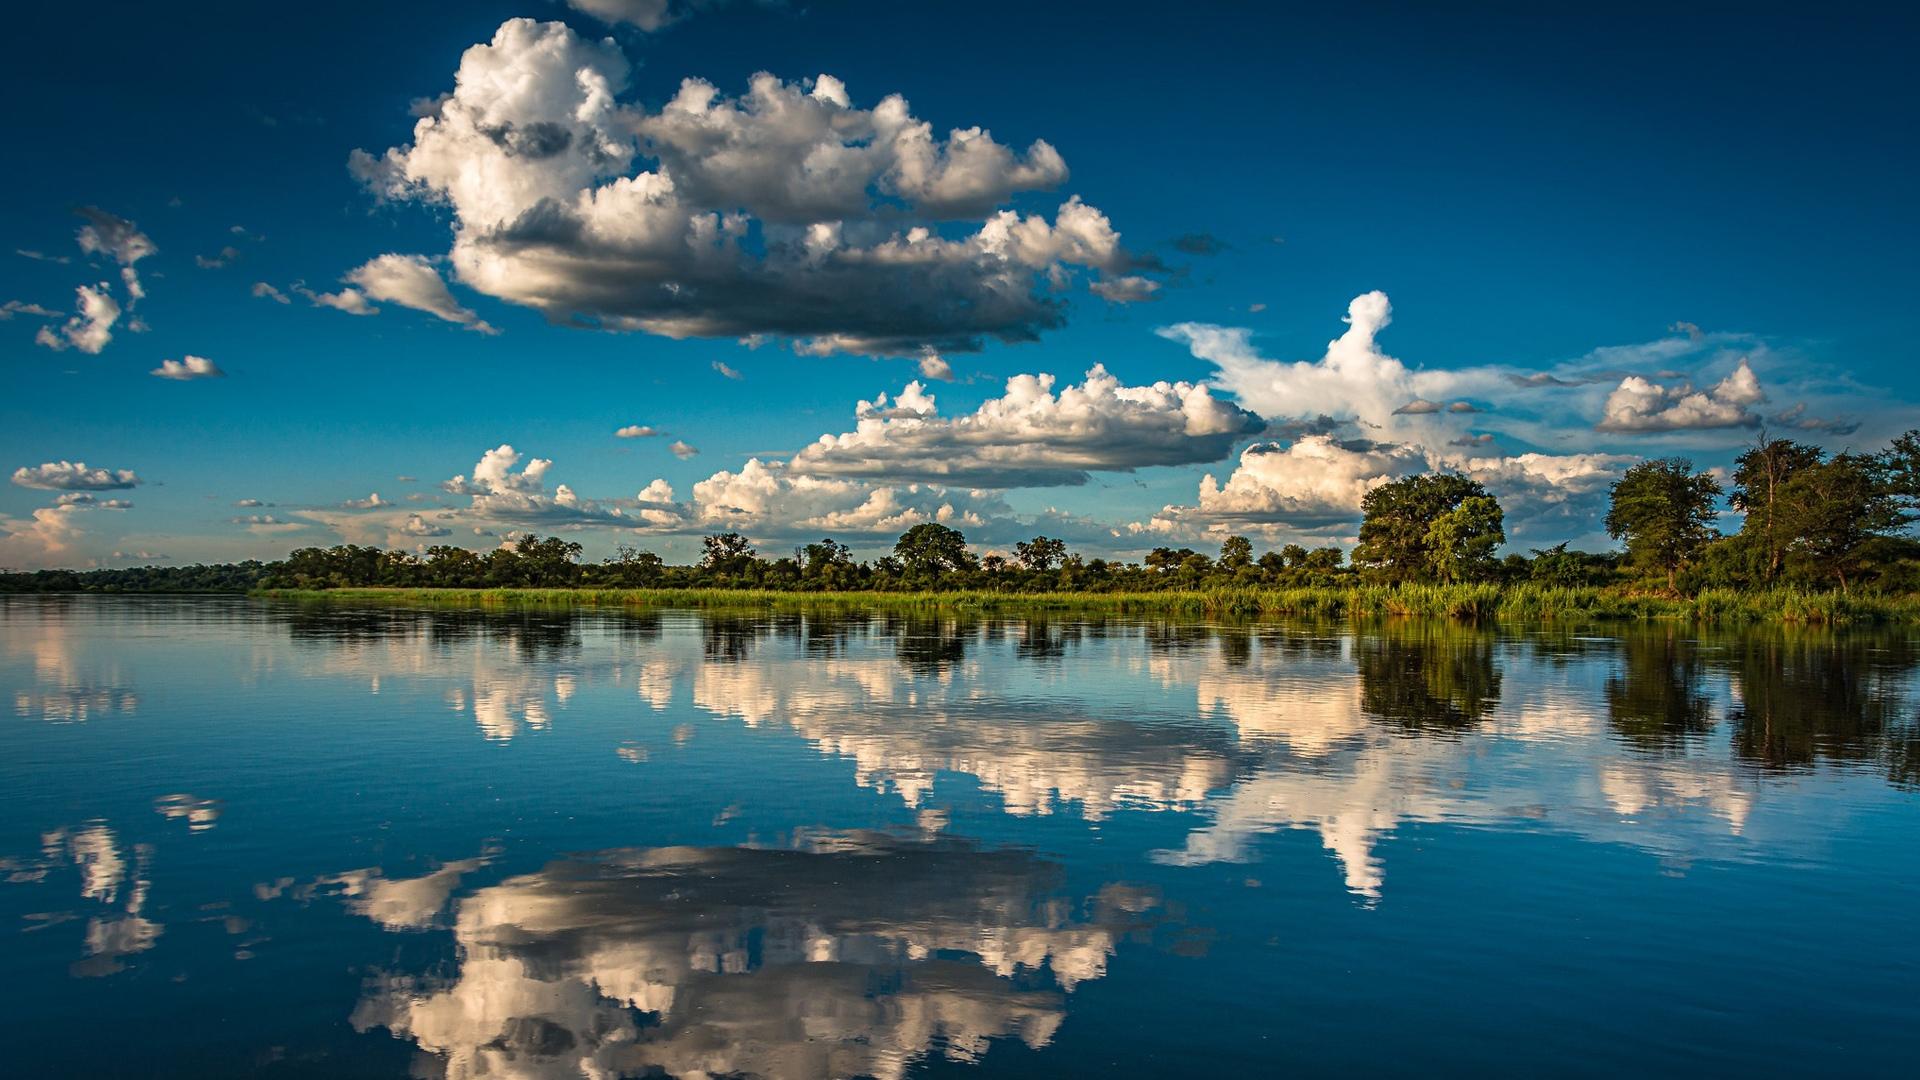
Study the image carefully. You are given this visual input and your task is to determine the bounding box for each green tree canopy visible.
[1012,535,1068,572]
[1423,494,1506,583]
[1218,535,1254,570]
[700,532,759,578]
[1774,453,1904,592]
[1353,473,1503,583]
[1885,428,1920,519]
[1605,458,1721,590]
[1730,437,1825,582]
[894,523,972,578]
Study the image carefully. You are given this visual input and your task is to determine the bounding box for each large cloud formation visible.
[439,444,650,528]
[1150,436,1429,533]
[788,365,1260,487]
[324,440,1036,549]
[686,458,1005,538]
[1145,293,1647,541]
[12,461,142,491]
[1595,361,1764,432]
[1163,292,1418,430]
[325,353,1268,549]
[2,462,145,568]
[348,18,1151,356]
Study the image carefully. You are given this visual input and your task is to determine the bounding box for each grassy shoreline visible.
[250,584,1920,623]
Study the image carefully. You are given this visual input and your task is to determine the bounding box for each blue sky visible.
[4,0,1916,568]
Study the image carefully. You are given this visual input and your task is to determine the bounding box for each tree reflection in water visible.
[1717,627,1920,786]
[1605,627,1716,753]
[6,598,1920,1075]
[1355,620,1502,733]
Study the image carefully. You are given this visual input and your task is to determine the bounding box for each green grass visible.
[251,584,1920,624]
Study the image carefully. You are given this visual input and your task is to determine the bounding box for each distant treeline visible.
[5,429,1917,597]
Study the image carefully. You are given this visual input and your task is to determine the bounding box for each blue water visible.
[2,595,1917,1077]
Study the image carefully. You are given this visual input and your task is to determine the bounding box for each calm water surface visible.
[3,595,1918,1077]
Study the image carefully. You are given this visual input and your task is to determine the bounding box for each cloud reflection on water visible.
[346,831,1157,1080]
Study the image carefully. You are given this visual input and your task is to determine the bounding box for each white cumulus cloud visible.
[342,253,497,334]
[150,355,225,380]
[788,364,1261,488]
[73,207,155,306]
[12,461,141,491]
[1151,436,1427,534]
[298,283,379,316]
[1595,360,1766,433]
[35,284,120,354]
[347,19,1150,357]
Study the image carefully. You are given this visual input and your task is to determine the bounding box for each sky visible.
[4,0,1917,569]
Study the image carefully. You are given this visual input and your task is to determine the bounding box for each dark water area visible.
[3,595,1917,1077]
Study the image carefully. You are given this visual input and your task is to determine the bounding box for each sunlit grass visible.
[252,584,1920,623]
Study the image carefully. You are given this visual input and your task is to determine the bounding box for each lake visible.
[3,595,1917,1077]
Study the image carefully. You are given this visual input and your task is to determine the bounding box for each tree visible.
[1218,535,1254,570]
[1605,458,1721,590]
[1303,546,1344,574]
[1423,494,1505,583]
[424,545,486,587]
[1528,542,1616,587]
[1144,547,1196,574]
[894,523,971,578]
[1012,535,1068,572]
[701,532,758,577]
[1773,453,1903,593]
[794,538,855,589]
[1353,474,1502,583]
[1885,428,1920,520]
[606,544,665,587]
[1730,436,1825,582]
[514,535,584,586]
[798,538,852,572]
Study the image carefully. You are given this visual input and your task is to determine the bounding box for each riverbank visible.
[250,584,1920,623]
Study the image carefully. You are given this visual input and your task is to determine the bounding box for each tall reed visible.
[253,584,1920,623]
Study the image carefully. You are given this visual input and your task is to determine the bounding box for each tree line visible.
[5,429,1914,596]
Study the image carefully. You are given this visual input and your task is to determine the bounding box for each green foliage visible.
[0,560,272,594]
[1527,543,1619,587]
[894,522,973,580]
[606,544,665,588]
[1353,474,1502,583]
[1884,428,1920,512]
[511,534,584,587]
[1012,535,1068,572]
[1773,453,1904,593]
[700,532,758,578]
[1605,457,1722,589]
[1218,535,1254,570]
[251,582,1920,625]
[1730,437,1825,583]
[1423,494,1505,583]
